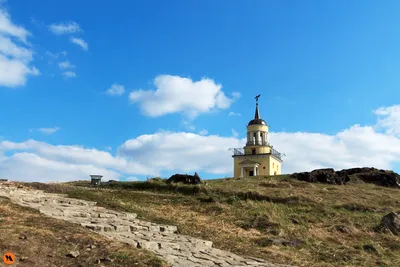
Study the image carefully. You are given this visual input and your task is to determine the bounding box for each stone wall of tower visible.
[269,157,282,175]
[246,125,269,142]
[244,124,271,155]
[244,146,271,155]
[233,155,271,177]
[233,154,282,177]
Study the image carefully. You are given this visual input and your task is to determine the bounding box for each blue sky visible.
[1,0,400,182]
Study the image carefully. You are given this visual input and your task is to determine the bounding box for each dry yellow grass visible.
[23,176,400,267]
[0,196,166,267]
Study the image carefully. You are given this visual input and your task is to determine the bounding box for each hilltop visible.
[12,167,397,267]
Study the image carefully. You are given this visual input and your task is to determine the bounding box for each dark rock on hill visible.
[337,167,400,188]
[290,167,400,188]
[289,168,349,185]
[379,212,400,235]
[167,172,201,184]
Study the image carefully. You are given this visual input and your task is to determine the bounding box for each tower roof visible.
[248,95,267,126]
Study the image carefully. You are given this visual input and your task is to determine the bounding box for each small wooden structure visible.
[90,175,103,186]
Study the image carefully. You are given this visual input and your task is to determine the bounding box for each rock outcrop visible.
[379,212,400,235]
[337,167,400,188]
[289,168,348,185]
[290,167,400,188]
[167,172,202,185]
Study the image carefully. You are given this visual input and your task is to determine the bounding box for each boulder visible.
[338,168,400,188]
[290,168,348,185]
[290,167,400,188]
[380,212,400,235]
[167,172,201,184]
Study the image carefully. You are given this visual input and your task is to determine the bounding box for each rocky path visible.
[0,183,293,267]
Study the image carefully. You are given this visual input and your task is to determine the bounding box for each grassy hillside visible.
[25,175,400,267]
[0,196,166,267]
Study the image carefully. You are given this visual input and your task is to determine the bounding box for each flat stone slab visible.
[0,183,294,267]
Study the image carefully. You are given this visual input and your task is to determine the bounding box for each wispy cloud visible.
[30,127,61,135]
[58,60,75,69]
[62,71,76,78]
[232,92,241,100]
[231,128,239,138]
[46,51,67,59]
[0,9,30,43]
[48,21,81,35]
[181,119,196,131]
[199,129,208,136]
[38,127,60,135]
[70,37,88,51]
[105,83,125,96]
[228,111,242,116]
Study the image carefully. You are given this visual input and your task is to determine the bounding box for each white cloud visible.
[1,105,400,182]
[231,129,239,138]
[58,60,75,69]
[271,126,400,174]
[48,21,81,35]
[0,152,121,183]
[0,54,39,86]
[0,139,155,182]
[374,105,400,136]
[129,75,240,118]
[228,111,242,116]
[0,8,39,87]
[0,35,32,60]
[105,83,125,96]
[118,106,400,176]
[232,92,241,100]
[0,9,29,42]
[46,51,67,59]
[70,37,88,51]
[118,131,243,175]
[199,129,208,136]
[62,71,76,78]
[38,127,60,135]
[181,119,196,131]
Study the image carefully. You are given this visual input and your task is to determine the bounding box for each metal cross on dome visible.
[255,94,261,104]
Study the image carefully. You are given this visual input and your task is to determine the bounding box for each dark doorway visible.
[249,171,254,176]
[252,149,256,155]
